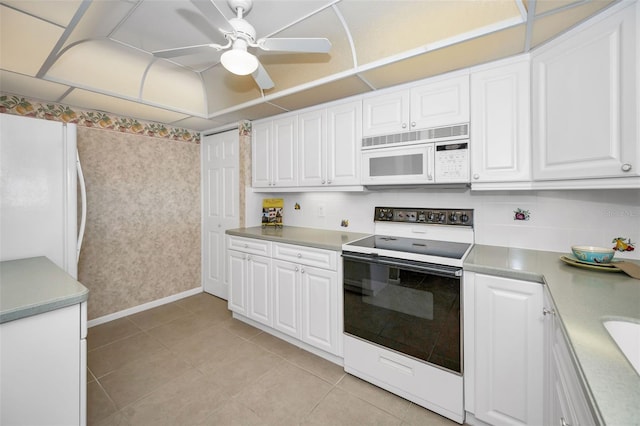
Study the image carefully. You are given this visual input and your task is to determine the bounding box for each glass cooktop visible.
[345,235,471,259]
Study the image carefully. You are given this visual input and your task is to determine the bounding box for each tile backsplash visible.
[246,187,640,260]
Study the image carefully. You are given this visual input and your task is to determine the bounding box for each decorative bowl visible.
[571,246,615,264]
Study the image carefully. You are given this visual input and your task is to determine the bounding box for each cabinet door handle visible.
[295,267,299,272]
[621,163,632,172]
[297,253,302,258]
[543,307,556,316]
[321,180,326,184]
[301,268,305,273]
[402,123,407,129]
[411,121,416,127]
[473,173,480,180]
[327,180,332,184]
[560,417,571,426]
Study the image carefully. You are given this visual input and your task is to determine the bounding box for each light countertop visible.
[226,226,370,251]
[464,245,640,426]
[0,256,89,324]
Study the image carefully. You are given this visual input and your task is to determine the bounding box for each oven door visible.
[342,251,462,374]
[361,144,434,185]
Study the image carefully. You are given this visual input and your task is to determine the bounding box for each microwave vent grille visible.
[362,123,468,148]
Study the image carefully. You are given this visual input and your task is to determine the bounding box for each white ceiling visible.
[0,0,618,131]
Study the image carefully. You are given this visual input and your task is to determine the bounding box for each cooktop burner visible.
[346,235,471,259]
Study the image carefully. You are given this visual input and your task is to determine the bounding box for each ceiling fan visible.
[152,0,332,90]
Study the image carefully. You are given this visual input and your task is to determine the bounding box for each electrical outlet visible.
[318,204,325,217]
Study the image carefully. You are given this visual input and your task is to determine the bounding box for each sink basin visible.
[603,320,640,376]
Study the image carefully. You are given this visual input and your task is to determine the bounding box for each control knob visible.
[427,212,435,221]
[450,213,458,222]
[461,213,469,223]
[439,213,446,222]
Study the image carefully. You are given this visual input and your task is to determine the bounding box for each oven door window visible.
[343,255,461,374]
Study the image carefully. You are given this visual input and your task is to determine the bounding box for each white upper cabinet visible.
[410,74,470,130]
[252,114,298,188]
[470,56,531,184]
[532,2,639,181]
[363,73,469,137]
[298,100,362,187]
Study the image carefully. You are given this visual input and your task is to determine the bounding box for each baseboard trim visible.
[87,287,203,328]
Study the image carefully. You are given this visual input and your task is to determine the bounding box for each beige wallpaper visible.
[77,127,201,320]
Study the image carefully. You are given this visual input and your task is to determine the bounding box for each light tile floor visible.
[88,293,459,426]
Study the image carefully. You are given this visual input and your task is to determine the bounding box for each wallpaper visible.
[0,93,200,144]
[77,127,201,320]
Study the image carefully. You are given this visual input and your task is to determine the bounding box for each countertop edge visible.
[226,226,370,251]
[0,290,89,324]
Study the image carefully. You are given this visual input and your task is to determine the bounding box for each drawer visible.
[272,243,337,270]
[227,235,271,256]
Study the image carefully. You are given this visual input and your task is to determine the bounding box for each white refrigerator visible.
[0,113,85,279]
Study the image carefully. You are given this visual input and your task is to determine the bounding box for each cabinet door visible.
[272,260,300,338]
[532,4,638,180]
[362,90,410,137]
[298,108,326,187]
[410,74,470,130]
[327,100,362,186]
[474,274,544,426]
[227,250,247,314]
[300,265,338,355]
[471,59,531,183]
[247,254,272,326]
[272,115,298,187]
[251,120,272,187]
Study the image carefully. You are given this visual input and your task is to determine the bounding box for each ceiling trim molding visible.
[36,0,93,78]
[331,3,358,69]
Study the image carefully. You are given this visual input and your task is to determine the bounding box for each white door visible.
[272,260,300,338]
[410,74,470,129]
[298,108,326,187]
[362,90,410,137]
[327,100,362,186]
[202,130,239,299]
[300,265,337,354]
[227,250,247,314]
[272,115,298,187]
[473,274,544,426]
[247,254,272,326]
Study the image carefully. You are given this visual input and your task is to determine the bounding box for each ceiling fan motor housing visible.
[229,17,256,43]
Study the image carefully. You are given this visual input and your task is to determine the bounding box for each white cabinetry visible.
[252,115,298,188]
[227,236,342,358]
[1,302,87,426]
[464,272,544,426]
[362,73,469,137]
[227,236,272,326]
[298,100,362,187]
[532,2,639,183]
[471,56,531,185]
[544,290,596,426]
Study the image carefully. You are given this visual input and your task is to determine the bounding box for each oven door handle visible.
[342,252,462,278]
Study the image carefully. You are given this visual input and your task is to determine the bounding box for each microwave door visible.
[362,144,434,185]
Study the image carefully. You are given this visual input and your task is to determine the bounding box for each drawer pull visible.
[297,253,302,258]
[378,355,414,376]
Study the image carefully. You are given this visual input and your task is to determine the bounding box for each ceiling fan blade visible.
[252,62,274,90]
[258,38,331,53]
[153,44,224,58]
[191,0,235,35]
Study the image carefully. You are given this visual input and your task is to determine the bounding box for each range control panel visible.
[374,207,474,226]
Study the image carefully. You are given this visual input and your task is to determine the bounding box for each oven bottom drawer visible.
[343,334,464,424]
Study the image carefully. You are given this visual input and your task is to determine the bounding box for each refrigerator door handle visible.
[76,150,86,263]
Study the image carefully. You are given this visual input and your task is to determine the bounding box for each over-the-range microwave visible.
[361,123,470,186]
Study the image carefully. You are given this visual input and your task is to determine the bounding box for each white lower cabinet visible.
[464,272,544,426]
[1,302,87,426]
[227,236,341,357]
[544,290,596,426]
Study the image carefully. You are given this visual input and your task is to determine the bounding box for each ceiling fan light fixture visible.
[221,41,258,76]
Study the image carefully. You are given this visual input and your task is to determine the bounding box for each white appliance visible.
[342,207,474,424]
[0,113,86,279]
[361,123,469,186]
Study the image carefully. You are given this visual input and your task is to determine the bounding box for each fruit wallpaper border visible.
[0,93,200,144]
